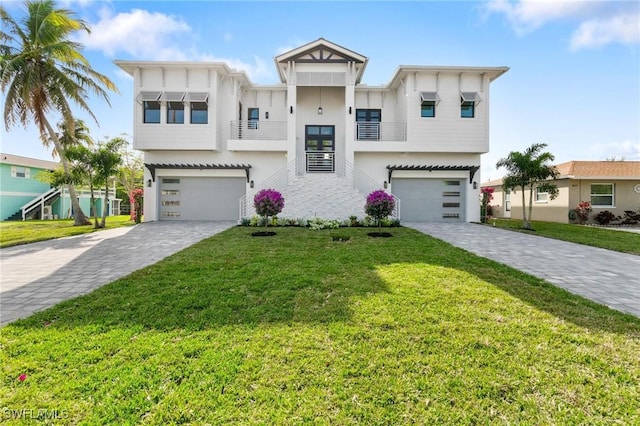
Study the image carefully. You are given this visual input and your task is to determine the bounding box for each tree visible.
[496,143,559,230]
[1,0,117,225]
[94,137,125,228]
[365,190,396,234]
[116,138,144,220]
[253,189,284,229]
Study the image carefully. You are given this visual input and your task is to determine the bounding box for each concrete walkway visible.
[406,222,640,318]
[0,222,235,325]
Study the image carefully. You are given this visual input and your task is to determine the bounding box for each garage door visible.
[392,178,465,222]
[159,177,245,220]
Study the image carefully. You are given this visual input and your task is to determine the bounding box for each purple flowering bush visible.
[254,189,285,228]
[365,190,395,233]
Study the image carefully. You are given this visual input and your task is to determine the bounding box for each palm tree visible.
[496,143,559,230]
[1,0,117,225]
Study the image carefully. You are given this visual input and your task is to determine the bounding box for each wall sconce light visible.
[317,106,323,115]
[473,181,478,190]
[317,87,323,115]
[265,112,269,119]
[289,106,293,114]
[384,181,388,189]
[147,179,152,187]
[349,106,352,115]
[250,180,254,188]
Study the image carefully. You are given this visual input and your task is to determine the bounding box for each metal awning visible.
[460,91,481,105]
[145,163,252,182]
[184,92,209,104]
[386,164,480,184]
[136,91,162,103]
[159,92,186,102]
[420,91,440,104]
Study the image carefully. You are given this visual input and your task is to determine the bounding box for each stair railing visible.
[20,187,61,220]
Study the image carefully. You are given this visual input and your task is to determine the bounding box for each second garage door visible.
[392,178,465,222]
[159,177,245,221]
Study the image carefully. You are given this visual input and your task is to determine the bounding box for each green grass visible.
[1,227,638,424]
[489,218,640,255]
[0,216,137,248]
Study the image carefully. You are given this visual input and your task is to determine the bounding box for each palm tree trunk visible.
[520,186,529,229]
[100,181,109,228]
[43,118,91,226]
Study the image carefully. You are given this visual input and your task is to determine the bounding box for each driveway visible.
[0,221,235,325]
[406,222,640,318]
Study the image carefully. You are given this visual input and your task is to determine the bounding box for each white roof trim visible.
[136,91,161,102]
[460,91,481,104]
[159,92,186,102]
[420,91,440,104]
[184,92,209,104]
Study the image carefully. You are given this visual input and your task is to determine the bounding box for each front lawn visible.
[1,227,638,424]
[489,219,640,255]
[0,215,137,248]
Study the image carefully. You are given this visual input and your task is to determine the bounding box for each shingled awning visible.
[145,163,252,182]
[386,165,480,184]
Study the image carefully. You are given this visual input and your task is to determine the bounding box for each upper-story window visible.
[137,92,162,123]
[591,184,614,207]
[248,108,259,129]
[11,166,30,178]
[460,92,480,118]
[161,92,186,124]
[356,109,381,140]
[185,92,209,124]
[420,92,439,118]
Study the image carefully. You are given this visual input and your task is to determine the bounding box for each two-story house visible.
[115,38,508,222]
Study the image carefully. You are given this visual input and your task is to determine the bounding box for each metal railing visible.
[355,122,406,141]
[229,120,287,140]
[239,159,295,219]
[20,187,61,220]
[306,152,335,173]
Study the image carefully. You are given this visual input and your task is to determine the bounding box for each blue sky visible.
[1,0,639,181]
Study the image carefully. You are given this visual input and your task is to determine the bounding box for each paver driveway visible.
[0,222,235,325]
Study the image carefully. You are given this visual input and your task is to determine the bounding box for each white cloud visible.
[587,140,640,161]
[570,13,640,50]
[76,8,192,59]
[198,53,273,83]
[485,0,640,49]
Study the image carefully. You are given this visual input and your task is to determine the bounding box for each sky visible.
[1,0,639,182]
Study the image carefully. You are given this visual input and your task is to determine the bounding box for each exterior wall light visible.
[147,179,152,187]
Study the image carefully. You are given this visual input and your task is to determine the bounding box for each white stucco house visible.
[115,38,508,222]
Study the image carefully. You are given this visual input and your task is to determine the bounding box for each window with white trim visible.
[591,184,614,207]
[420,92,439,118]
[185,92,209,124]
[137,92,162,123]
[460,92,480,118]
[161,92,186,124]
[11,166,30,178]
[535,187,548,202]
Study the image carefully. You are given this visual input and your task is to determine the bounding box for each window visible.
[143,101,161,123]
[356,109,381,140]
[420,92,439,118]
[11,166,29,178]
[190,102,208,124]
[248,108,259,129]
[167,101,184,124]
[460,92,480,118]
[535,187,548,202]
[591,184,614,207]
[505,191,511,211]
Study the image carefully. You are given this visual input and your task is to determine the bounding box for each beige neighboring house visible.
[482,161,640,223]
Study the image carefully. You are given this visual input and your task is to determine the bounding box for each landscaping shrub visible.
[594,210,616,225]
[573,201,592,225]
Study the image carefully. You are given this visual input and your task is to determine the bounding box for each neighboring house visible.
[482,161,640,223]
[0,153,121,221]
[115,38,508,222]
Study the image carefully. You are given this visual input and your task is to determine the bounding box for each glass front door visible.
[305,125,335,172]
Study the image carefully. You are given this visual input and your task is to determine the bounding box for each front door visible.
[305,125,335,172]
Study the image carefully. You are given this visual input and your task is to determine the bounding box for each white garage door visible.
[159,177,245,221]
[392,178,465,222]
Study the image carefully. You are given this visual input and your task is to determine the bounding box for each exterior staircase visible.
[7,187,62,221]
[278,174,366,220]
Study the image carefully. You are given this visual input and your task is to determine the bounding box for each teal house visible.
[1,153,121,221]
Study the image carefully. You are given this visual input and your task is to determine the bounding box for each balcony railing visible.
[355,122,406,141]
[229,120,287,140]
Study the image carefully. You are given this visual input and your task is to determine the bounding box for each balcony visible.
[227,120,288,152]
[355,122,406,142]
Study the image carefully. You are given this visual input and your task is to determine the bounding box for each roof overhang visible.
[145,163,252,182]
[386,65,510,90]
[387,164,480,184]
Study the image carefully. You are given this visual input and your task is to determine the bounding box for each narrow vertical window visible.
[248,108,259,129]
[167,101,184,124]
